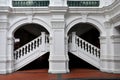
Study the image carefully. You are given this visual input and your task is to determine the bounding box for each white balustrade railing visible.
[75,35,100,58]
[68,32,100,59]
[14,32,49,60]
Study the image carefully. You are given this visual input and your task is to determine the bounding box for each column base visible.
[0,59,14,74]
[100,57,120,74]
[48,69,69,74]
[48,55,69,74]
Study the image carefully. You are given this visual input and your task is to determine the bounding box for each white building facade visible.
[0,0,120,74]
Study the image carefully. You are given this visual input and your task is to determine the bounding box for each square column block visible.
[48,55,69,73]
[49,29,69,74]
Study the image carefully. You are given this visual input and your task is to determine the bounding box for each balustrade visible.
[68,33,100,58]
[14,33,49,60]
[75,36,100,58]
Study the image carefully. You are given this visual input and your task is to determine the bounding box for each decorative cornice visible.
[0,6,11,13]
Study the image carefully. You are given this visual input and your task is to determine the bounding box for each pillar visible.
[110,35,120,73]
[99,22,115,73]
[0,11,10,74]
[48,5,69,73]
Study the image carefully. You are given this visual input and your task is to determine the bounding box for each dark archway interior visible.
[68,23,100,48]
[68,52,97,69]
[68,23,100,69]
[14,23,49,70]
[14,23,49,50]
[20,52,49,71]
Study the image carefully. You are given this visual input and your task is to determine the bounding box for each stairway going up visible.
[14,32,50,71]
[68,32,100,69]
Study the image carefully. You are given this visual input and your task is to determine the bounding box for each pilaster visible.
[0,13,9,74]
[99,21,120,73]
[0,7,13,74]
[110,35,120,73]
[49,6,69,74]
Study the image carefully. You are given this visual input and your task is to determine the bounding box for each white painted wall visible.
[0,0,120,74]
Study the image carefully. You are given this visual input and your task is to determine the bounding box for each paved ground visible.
[0,68,120,80]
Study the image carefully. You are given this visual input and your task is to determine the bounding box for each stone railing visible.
[14,32,49,60]
[75,35,100,58]
[68,32,100,58]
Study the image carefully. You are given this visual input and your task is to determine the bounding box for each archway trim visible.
[66,17,106,36]
[8,17,51,38]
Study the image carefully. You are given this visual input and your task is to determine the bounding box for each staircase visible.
[68,32,100,69]
[14,32,49,71]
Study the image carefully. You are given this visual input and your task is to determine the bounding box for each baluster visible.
[25,46,27,54]
[86,43,89,52]
[83,42,85,50]
[19,49,21,58]
[92,47,94,55]
[37,38,40,47]
[31,42,33,51]
[34,40,37,49]
[28,44,31,52]
[22,48,25,56]
[16,51,18,60]
[89,45,91,53]
[80,40,82,48]
[95,48,97,57]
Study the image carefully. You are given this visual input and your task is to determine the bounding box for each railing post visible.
[41,32,46,52]
[71,32,77,52]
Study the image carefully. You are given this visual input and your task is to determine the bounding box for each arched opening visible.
[68,23,100,48]
[68,23,100,70]
[14,23,49,50]
[14,23,50,71]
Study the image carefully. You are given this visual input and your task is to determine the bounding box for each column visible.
[99,22,114,73]
[49,5,69,73]
[0,13,9,74]
[110,34,120,73]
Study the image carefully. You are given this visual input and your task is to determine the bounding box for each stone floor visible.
[0,68,120,80]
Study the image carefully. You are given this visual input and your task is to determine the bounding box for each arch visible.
[8,17,52,38]
[66,17,106,36]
